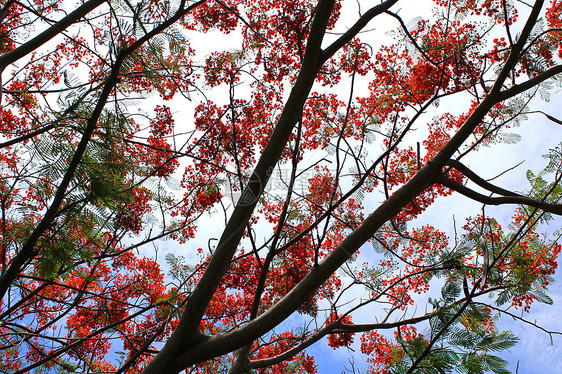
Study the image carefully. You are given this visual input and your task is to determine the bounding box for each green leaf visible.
[528,289,553,305]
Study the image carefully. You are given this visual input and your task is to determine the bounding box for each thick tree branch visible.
[437,175,562,214]
[0,0,107,70]
[447,159,523,197]
[498,64,562,101]
[142,2,339,373]
[321,0,398,63]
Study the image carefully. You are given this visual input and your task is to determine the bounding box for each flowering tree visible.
[1,0,562,372]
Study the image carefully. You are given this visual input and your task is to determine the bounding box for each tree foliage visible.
[1,0,562,372]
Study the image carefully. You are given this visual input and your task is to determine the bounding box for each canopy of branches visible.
[1,0,562,372]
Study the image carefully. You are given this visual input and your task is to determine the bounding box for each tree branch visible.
[321,0,398,64]
[446,159,522,197]
[141,1,550,370]
[0,0,208,300]
[249,313,436,370]
[142,2,339,372]
[437,175,562,215]
[0,0,107,70]
[498,64,562,101]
